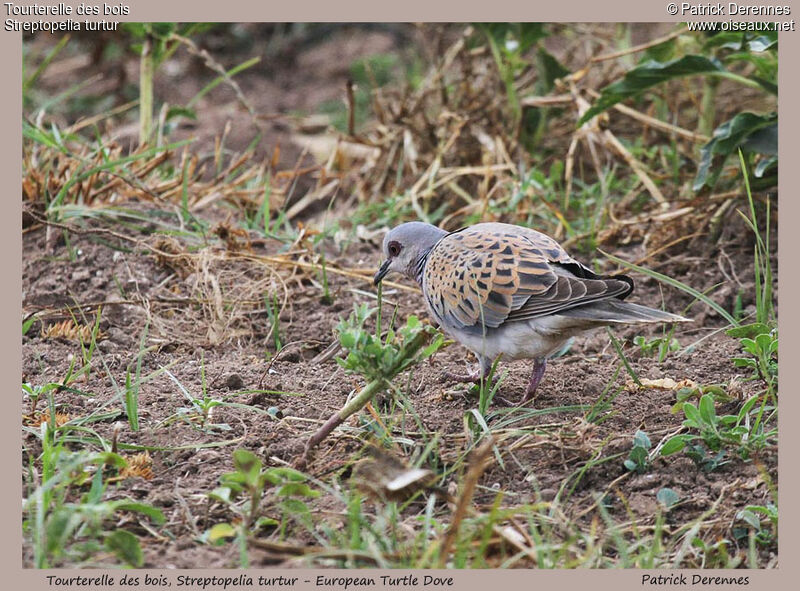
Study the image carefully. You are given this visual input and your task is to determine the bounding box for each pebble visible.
[225,374,244,390]
[97,339,116,353]
[539,488,557,501]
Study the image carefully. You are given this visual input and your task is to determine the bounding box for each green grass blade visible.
[599,250,739,327]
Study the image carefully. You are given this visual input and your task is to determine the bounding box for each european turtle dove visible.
[373,221,688,404]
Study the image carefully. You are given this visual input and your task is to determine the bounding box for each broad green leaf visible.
[704,30,777,52]
[683,402,703,427]
[165,106,197,122]
[232,449,261,476]
[726,323,773,339]
[209,486,236,504]
[699,395,717,425]
[579,55,728,125]
[755,155,777,178]
[633,430,651,450]
[732,357,757,369]
[276,482,320,499]
[657,487,680,509]
[421,334,445,358]
[739,338,758,354]
[661,435,692,455]
[22,314,37,336]
[263,466,309,483]
[208,522,237,543]
[112,501,166,524]
[737,396,760,421]
[339,331,356,350]
[736,509,762,530]
[627,447,648,471]
[219,472,248,492]
[755,333,775,353]
[104,529,143,567]
[743,123,778,155]
[255,516,280,530]
[694,112,777,190]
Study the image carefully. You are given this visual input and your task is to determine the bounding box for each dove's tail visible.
[560,299,690,324]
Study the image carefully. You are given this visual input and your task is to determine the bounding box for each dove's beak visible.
[373,260,391,285]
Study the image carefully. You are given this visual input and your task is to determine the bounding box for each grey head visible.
[373,222,448,286]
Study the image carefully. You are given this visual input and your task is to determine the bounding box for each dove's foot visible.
[519,358,547,405]
[445,367,517,406]
[444,367,494,385]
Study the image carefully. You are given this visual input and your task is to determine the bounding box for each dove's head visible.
[373,222,448,285]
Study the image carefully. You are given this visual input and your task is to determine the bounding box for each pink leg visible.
[520,358,547,404]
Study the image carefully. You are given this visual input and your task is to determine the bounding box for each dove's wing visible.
[423,224,633,330]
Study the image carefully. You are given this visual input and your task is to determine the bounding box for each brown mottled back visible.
[423,223,633,330]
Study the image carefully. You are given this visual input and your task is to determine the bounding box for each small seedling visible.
[337,304,443,385]
[318,249,333,305]
[207,449,319,567]
[22,381,61,416]
[264,292,282,353]
[729,326,777,395]
[735,503,777,547]
[633,334,680,361]
[656,488,679,510]
[686,445,729,472]
[71,306,103,382]
[475,359,504,417]
[661,393,775,465]
[164,363,229,432]
[623,430,652,474]
[123,322,150,432]
[23,313,37,336]
[671,383,732,411]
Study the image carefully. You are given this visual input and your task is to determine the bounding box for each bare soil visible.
[21,206,777,567]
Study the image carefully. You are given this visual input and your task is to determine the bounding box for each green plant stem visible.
[299,329,430,465]
[607,328,640,386]
[139,36,154,146]
[376,281,383,340]
[600,249,739,327]
[187,56,260,109]
[698,77,719,138]
[24,34,71,94]
[712,71,772,93]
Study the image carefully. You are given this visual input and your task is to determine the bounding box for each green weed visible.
[623,430,652,474]
[23,445,164,568]
[206,450,319,567]
[661,393,776,465]
[633,333,680,362]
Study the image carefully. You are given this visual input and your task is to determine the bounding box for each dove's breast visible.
[435,312,589,362]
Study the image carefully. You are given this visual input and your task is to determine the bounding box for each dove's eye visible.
[388,241,402,257]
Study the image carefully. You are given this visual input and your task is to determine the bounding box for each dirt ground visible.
[22,24,778,568]
[21,212,778,568]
